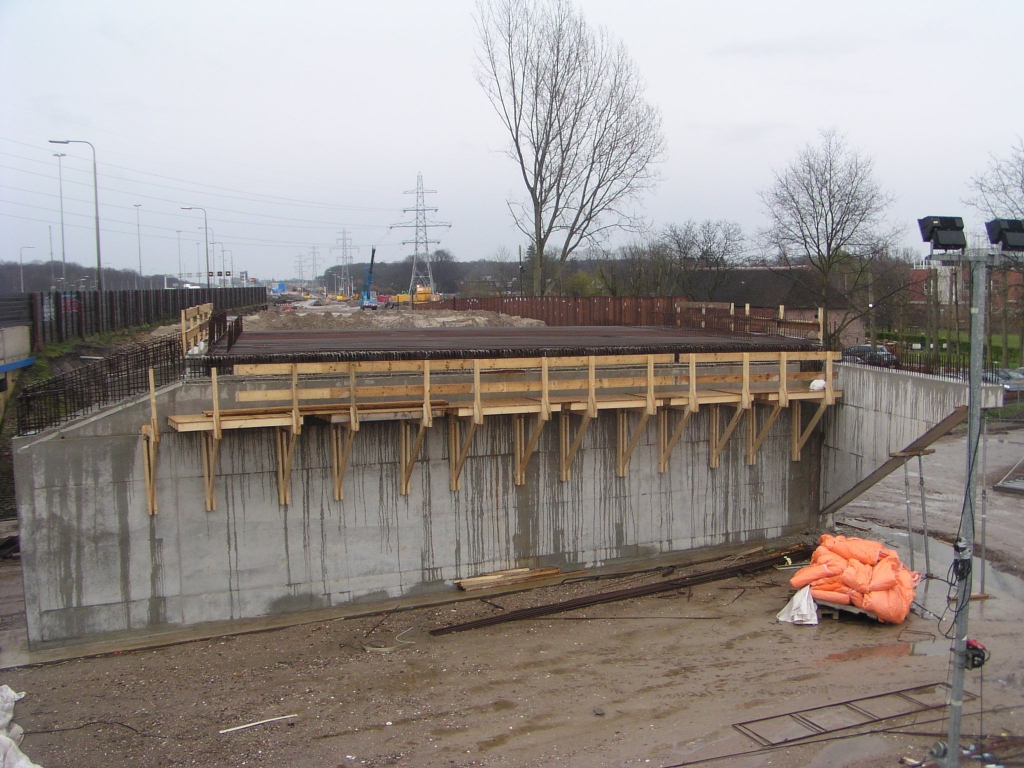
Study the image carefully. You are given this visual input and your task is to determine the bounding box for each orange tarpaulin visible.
[790,535,920,624]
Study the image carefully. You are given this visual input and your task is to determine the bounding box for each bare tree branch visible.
[475,0,665,295]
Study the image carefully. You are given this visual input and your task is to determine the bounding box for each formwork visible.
[15,323,841,646]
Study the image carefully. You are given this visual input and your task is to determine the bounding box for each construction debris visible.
[455,567,564,591]
[430,544,811,635]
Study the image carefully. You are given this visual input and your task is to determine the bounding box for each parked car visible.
[841,344,901,369]
[982,369,1024,392]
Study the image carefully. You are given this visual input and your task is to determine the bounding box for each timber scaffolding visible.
[154,325,841,514]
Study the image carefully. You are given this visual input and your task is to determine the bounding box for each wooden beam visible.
[448,417,478,491]
[616,409,650,477]
[778,352,789,408]
[349,363,359,432]
[688,354,698,413]
[400,420,429,496]
[587,356,597,417]
[646,355,656,415]
[422,359,432,427]
[331,423,356,501]
[201,432,220,512]
[820,407,968,517]
[472,359,483,425]
[792,401,828,462]
[540,358,550,420]
[290,363,301,435]
[709,404,744,469]
[559,406,592,482]
[790,400,801,462]
[514,413,546,486]
[141,368,160,515]
[658,406,693,473]
[746,404,782,466]
[212,368,222,440]
[275,426,298,506]
[741,353,751,409]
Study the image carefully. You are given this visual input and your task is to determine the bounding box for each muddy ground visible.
[3,397,1024,766]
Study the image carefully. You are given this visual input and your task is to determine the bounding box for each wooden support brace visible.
[746,404,782,466]
[741,352,751,410]
[331,423,356,501]
[212,368,222,440]
[448,416,478,491]
[792,400,828,462]
[709,404,744,469]
[513,413,546,486]
[658,407,693,473]
[349,363,360,432]
[616,409,650,477]
[275,426,298,506]
[201,432,220,512]
[422,359,432,427]
[688,354,699,413]
[141,368,160,515]
[400,420,428,496]
[472,359,483,425]
[645,355,656,415]
[559,406,592,482]
[540,358,551,420]
[778,352,789,407]
[587,356,597,417]
[290,363,301,435]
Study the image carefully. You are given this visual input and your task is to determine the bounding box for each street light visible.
[181,207,211,288]
[176,230,182,285]
[53,153,67,283]
[49,140,103,292]
[19,246,35,293]
[134,204,143,290]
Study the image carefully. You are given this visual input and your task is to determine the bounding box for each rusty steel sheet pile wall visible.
[13,372,821,647]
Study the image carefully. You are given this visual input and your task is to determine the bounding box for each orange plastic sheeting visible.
[790,535,919,624]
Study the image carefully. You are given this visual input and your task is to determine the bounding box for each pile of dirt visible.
[243,308,545,332]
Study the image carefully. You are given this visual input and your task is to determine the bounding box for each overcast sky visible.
[1,1,1021,282]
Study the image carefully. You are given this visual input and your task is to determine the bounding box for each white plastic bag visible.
[809,378,826,392]
[777,585,819,625]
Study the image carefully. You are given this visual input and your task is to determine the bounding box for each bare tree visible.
[759,130,898,348]
[965,139,1024,366]
[475,0,665,295]
[663,220,744,301]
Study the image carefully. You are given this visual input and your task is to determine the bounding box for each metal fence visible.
[0,295,32,328]
[29,287,266,347]
[16,336,185,435]
[416,296,821,341]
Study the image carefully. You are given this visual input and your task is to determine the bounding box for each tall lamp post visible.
[176,230,182,285]
[181,207,210,289]
[53,153,67,284]
[19,246,35,293]
[134,204,143,289]
[49,140,102,292]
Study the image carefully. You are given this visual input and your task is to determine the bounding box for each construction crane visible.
[360,247,378,310]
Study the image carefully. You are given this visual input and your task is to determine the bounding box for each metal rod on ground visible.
[944,250,994,768]
[917,453,932,578]
[429,545,811,636]
[903,459,916,572]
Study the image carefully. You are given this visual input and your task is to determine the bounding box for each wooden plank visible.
[201,433,220,512]
[820,406,969,517]
[331,423,356,501]
[790,400,802,462]
[456,567,563,591]
[212,368,222,440]
[422,359,432,427]
[275,426,298,505]
[793,401,828,461]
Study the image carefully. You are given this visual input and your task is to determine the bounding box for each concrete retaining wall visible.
[14,377,821,647]
[821,364,1002,507]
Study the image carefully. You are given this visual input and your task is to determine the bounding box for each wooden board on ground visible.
[456,567,565,591]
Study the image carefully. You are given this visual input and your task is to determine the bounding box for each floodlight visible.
[985,219,1024,252]
[918,216,967,250]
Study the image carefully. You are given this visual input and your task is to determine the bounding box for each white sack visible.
[777,585,819,625]
[809,379,826,392]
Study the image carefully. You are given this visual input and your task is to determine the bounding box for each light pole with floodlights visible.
[19,246,35,293]
[181,207,211,288]
[48,140,102,292]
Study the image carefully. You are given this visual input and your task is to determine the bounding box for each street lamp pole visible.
[19,246,35,293]
[176,231,182,285]
[134,204,143,290]
[181,207,210,288]
[49,140,102,292]
[53,153,67,283]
